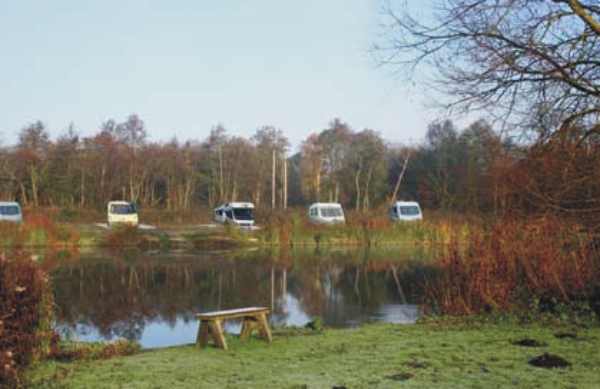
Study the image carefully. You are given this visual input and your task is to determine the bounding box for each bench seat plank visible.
[197,307,269,320]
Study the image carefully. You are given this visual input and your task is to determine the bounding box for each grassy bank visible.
[28,320,600,388]
[0,207,471,250]
[253,209,472,247]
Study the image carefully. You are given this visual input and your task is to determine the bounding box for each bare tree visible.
[17,121,50,206]
[375,0,600,140]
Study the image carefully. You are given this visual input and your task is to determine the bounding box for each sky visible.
[0,0,436,151]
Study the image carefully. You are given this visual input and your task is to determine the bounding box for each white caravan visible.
[308,203,345,224]
[0,201,22,223]
[214,202,255,227]
[107,201,139,226]
[389,201,423,222]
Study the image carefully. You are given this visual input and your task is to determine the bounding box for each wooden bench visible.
[195,307,272,350]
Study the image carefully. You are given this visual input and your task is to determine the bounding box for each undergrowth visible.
[49,340,140,362]
[425,216,600,319]
[0,215,79,248]
[255,209,469,246]
[0,255,54,388]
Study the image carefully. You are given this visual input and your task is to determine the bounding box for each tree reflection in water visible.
[51,246,433,348]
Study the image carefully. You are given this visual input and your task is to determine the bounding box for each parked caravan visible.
[107,201,139,226]
[214,202,255,227]
[389,201,423,222]
[308,203,345,224]
[0,201,22,223]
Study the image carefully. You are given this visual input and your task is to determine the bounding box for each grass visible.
[255,209,470,247]
[28,320,600,388]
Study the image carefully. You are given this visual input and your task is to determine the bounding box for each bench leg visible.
[209,319,228,350]
[240,318,250,341]
[257,313,272,343]
[240,318,258,341]
[197,320,210,348]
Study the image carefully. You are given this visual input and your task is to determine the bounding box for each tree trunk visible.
[100,164,106,204]
[255,186,261,208]
[20,182,28,206]
[30,166,39,207]
[363,166,373,211]
[272,149,276,209]
[283,156,288,209]
[315,165,321,202]
[232,179,238,202]
[218,145,224,203]
[355,169,361,211]
[280,154,285,208]
[390,151,410,205]
[80,168,85,208]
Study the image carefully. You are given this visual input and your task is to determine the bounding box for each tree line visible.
[0,114,516,214]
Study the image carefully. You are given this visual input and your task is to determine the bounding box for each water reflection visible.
[51,246,432,348]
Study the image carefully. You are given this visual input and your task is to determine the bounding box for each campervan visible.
[0,202,22,223]
[214,202,255,227]
[308,203,345,224]
[389,201,423,222]
[107,201,139,226]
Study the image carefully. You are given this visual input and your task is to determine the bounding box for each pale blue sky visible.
[0,1,433,151]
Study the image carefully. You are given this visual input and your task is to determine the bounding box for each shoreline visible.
[0,221,450,251]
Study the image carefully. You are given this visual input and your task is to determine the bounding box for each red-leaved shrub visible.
[426,216,600,316]
[0,254,54,387]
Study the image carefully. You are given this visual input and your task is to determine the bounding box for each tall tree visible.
[252,126,289,208]
[376,0,600,140]
[16,121,50,206]
[317,119,352,202]
[116,114,148,202]
[300,133,324,202]
[345,129,387,211]
[47,125,80,207]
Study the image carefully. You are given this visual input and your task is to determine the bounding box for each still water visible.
[51,246,433,348]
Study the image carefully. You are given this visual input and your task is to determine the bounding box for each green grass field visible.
[28,321,600,388]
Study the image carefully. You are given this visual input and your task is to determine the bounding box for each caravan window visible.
[399,206,420,216]
[310,208,317,216]
[0,206,20,215]
[321,207,342,217]
[110,204,136,215]
[233,208,253,221]
[390,207,397,216]
[226,210,233,219]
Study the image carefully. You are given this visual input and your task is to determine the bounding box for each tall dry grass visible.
[425,216,600,317]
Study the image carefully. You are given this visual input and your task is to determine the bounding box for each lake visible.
[50,246,434,348]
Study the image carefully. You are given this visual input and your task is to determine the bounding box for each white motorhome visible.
[214,202,255,227]
[308,203,345,224]
[389,201,423,222]
[0,201,22,223]
[107,201,139,226]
